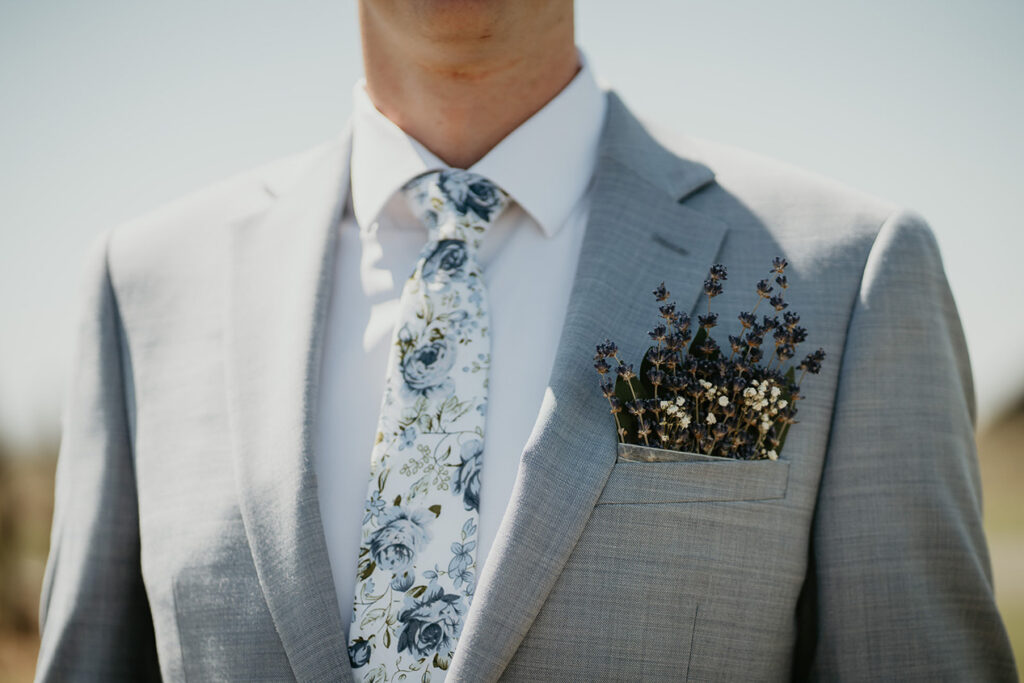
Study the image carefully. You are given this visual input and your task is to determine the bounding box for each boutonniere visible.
[594,258,826,461]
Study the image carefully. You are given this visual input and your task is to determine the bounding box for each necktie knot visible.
[401,170,510,249]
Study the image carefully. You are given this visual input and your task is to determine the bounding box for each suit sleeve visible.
[35,231,161,681]
[799,209,1017,680]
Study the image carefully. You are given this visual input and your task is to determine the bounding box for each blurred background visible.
[1,1,1021,679]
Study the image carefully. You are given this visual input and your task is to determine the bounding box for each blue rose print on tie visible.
[396,580,467,662]
[348,637,372,668]
[368,506,432,573]
[438,170,504,221]
[453,439,482,511]
[421,239,469,285]
[390,570,415,592]
[401,339,456,399]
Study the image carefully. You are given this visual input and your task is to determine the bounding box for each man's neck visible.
[358,0,579,170]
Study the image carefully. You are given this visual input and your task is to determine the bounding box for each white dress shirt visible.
[314,52,607,632]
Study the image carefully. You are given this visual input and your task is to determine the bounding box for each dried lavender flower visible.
[595,256,824,458]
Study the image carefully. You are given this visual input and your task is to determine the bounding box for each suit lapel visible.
[448,93,728,681]
[225,130,354,682]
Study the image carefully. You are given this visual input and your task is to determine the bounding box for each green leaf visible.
[377,468,389,492]
[358,560,376,581]
[639,345,656,395]
[393,494,402,506]
[429,504,442,517]
[383,630,391,648]
[409,585,427,598]
[688,325,707,356]
[776,420,796,454]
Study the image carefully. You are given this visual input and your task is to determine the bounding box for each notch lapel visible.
[225,130,355,682]
[448,93,729,681]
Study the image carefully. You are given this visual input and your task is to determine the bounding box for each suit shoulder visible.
[106,134,346,274]
[644,118,901,247]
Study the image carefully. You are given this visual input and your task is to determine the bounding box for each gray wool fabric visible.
[36,92,1016,682]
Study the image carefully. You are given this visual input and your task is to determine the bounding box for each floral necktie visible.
[347,170,511,681]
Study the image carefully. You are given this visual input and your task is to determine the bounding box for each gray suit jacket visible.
[36,92,1016,681]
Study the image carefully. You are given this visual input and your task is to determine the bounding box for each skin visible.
[358,0,579,169]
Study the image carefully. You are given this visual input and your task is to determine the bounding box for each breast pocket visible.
[597,443,790,504]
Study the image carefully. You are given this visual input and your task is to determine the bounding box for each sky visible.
[1,1,1023,446]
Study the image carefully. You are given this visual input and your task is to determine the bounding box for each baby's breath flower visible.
[767,449,779,460]
[718,395,729,407]
[769,295,788,312]
[653,282,669,301]
[709,264,728,281]
[756,279,773,298]
[706,413,717,425]
[771,256,788,274]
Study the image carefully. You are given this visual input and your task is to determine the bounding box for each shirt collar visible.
[350,49,607,237]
